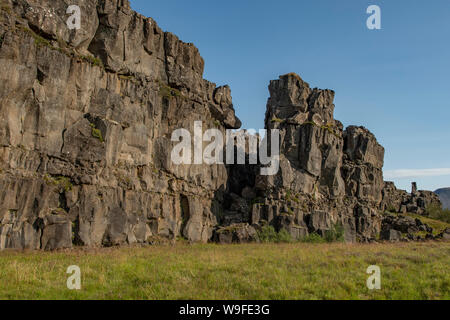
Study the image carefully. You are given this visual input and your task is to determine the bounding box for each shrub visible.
[257,225,292,243]
[324,223,345,243]
[299,224,345,244]
[427,204,450,224]
[277,229,293,243]
[257,225,278,243]
[300,232,326,244]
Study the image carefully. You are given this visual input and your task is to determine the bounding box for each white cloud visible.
[384,168,450,180]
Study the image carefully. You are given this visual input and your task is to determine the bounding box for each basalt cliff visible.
[0,0,443,250]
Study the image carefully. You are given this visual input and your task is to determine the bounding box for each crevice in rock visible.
[58,192,69,213]
[32,218,45,249]
[60,128,66,153]
[36,67,46,84]
[122,30,126,61]
[72,215,83,246]
[27,23,54,43]
[180,195,190,238]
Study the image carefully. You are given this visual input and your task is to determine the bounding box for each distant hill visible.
[435,188,450,209]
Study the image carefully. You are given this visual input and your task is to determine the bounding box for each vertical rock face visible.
[0,1,442,249]
[0,0,240,249]
[237,73,386,242]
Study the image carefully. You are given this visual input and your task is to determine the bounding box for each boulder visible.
[214,224,258,244]
[381,214,436,242]
[275,213,308,240]
[380,229,402,242]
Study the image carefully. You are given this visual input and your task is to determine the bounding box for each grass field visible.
[0,241,449,300]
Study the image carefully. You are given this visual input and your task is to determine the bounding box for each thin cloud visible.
[384,168,450,179]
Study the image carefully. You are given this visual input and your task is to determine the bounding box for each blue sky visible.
[131,0,450,192]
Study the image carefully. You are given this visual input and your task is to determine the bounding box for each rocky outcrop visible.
[226,73,386,243]
[381,182,441,215]
[213,224,258,244]
[0,0,445,250]
[0,0,240,249]
[381,215,450,242]
[380,214,434,242]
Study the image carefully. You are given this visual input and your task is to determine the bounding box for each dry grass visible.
[0,241,449,300]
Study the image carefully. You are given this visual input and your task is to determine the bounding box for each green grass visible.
[300,232,326,244]
[0,242,449,300]
[406,212,450,235]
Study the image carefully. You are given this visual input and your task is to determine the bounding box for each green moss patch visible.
[90,123,104,143]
